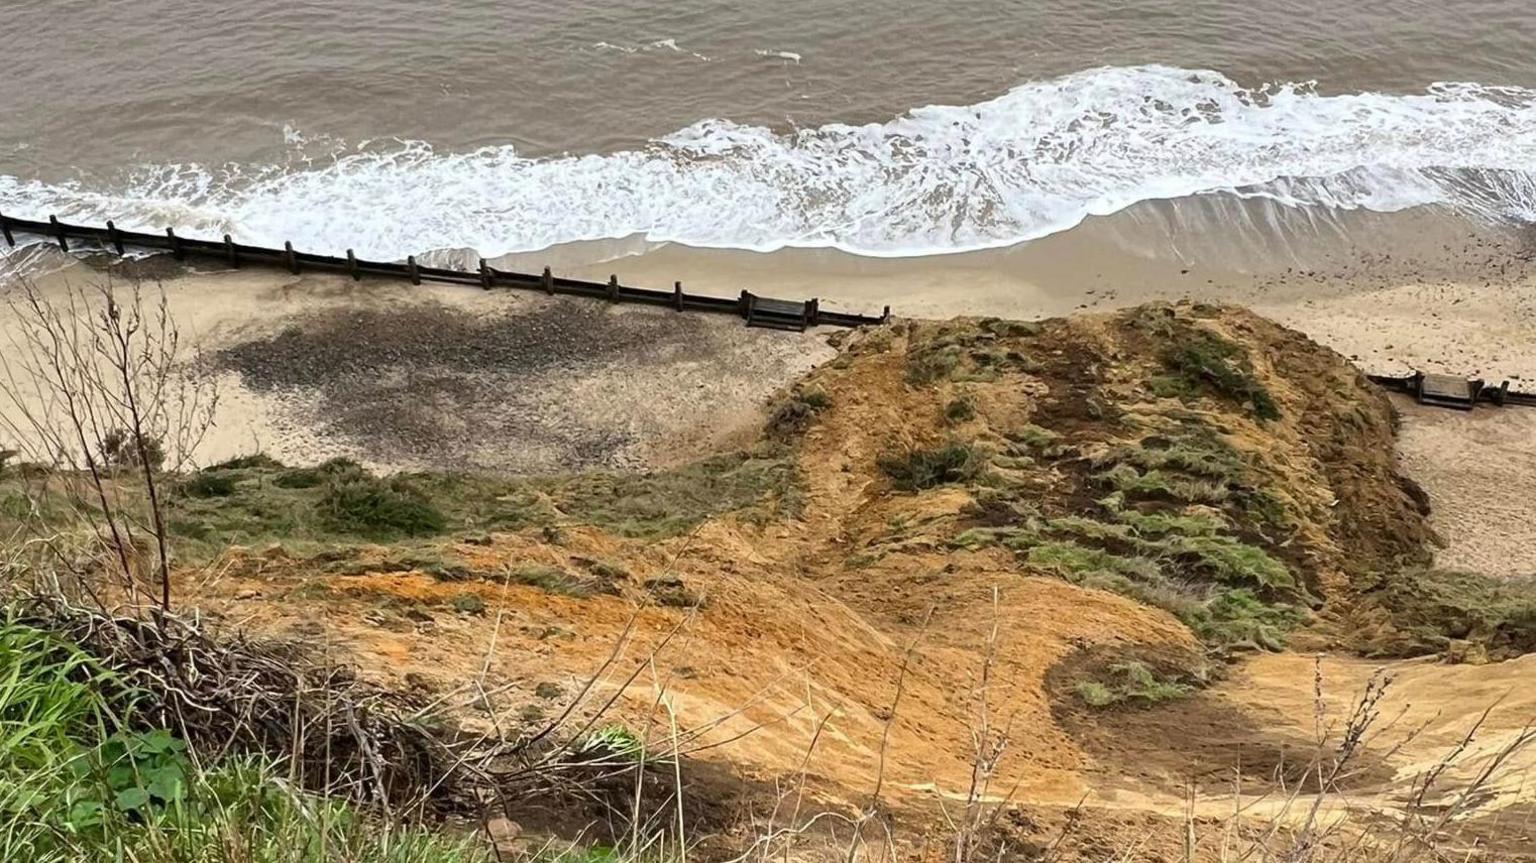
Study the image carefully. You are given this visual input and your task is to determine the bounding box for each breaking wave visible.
[3,65,1536,260]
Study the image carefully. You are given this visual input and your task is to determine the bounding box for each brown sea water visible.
[3,0,1536,274]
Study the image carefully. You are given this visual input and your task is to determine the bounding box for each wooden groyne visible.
[0,213,890,332]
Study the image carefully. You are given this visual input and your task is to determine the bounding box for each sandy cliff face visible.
[142,302,1536,857]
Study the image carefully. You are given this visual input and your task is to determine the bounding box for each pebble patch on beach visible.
[213,295,829,474]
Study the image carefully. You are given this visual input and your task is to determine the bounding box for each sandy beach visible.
[5,207,1536,577]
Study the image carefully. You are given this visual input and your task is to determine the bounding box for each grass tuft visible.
[879,441,982,491]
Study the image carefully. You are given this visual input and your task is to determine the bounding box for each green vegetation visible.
[905,321,1041,385]
[206,454,285,472]
[943,397,976,424]
[1073,662,1194,709]
[318,475,448,539]
[0,615,489,863]
[450,593,486,615]
[178,471,237,499]
[512,565,593,598]
[1131,310,1280,421]
[766,388,831,436]
[879,441,983,491]
[1365,569,1536,659]
[2,448,802,562]
[950,414,1307,652]
[579,724,647,762]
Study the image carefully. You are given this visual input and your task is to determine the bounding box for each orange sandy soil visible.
[172,304,1536,857]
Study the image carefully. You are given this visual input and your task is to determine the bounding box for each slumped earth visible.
[7,300,1531,858]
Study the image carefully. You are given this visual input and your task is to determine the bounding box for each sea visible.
[3,0,1536,281]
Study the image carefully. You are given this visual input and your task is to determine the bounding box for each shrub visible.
[879,441,982,491]
[317,476,446,539]
[1364,569,1536,659]
[273,468,325,489]
[767,388,831,436]
[512,565,591,597]
[450,593,486,615]
[98,428,165,472]
[179,472,237,499]
[944,397,976,423]
[205,453,284,471]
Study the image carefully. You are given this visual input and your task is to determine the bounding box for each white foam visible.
[755,49,802,63]
[590,39,711,61]
[4,65,1536,260]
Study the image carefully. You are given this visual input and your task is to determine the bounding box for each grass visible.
[1025,540,1161,582]
[1140,316,1281,421]
[450,593,486,615]
[943,397,976,424]
[0,615,489,863]
[766,388,831,437]
[512,565,593,598]
[1,448,802,561]
[317,475,448,539]
[1074,662,1193,709]
[878,441,983,491]
[905,321,1043,386]
[579,724,647,762]
[179,472,237,499]
[1098,464,1231,504]
[1363,569,1536,659]
[205,454,285,472]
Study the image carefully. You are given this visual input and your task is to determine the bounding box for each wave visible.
[3,65,1536,260]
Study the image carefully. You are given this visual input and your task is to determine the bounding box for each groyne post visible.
[0,214,890,328]
[49,216,68,252]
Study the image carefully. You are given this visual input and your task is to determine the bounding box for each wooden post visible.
[283,241,298,274]
[407,255,420,285]
[673,281,684,311]
[224,234,239,268]
[49,215,68,252]
[541,266,554,294]
[882,305,891,323]
[346,249,360,280]
[166,227,183,260]
[739,289,751,318]
[479,258,493,290]
[107,220,124,255]
[808,297,820,327]
[1,213,15,247]
[607,274,619,302]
